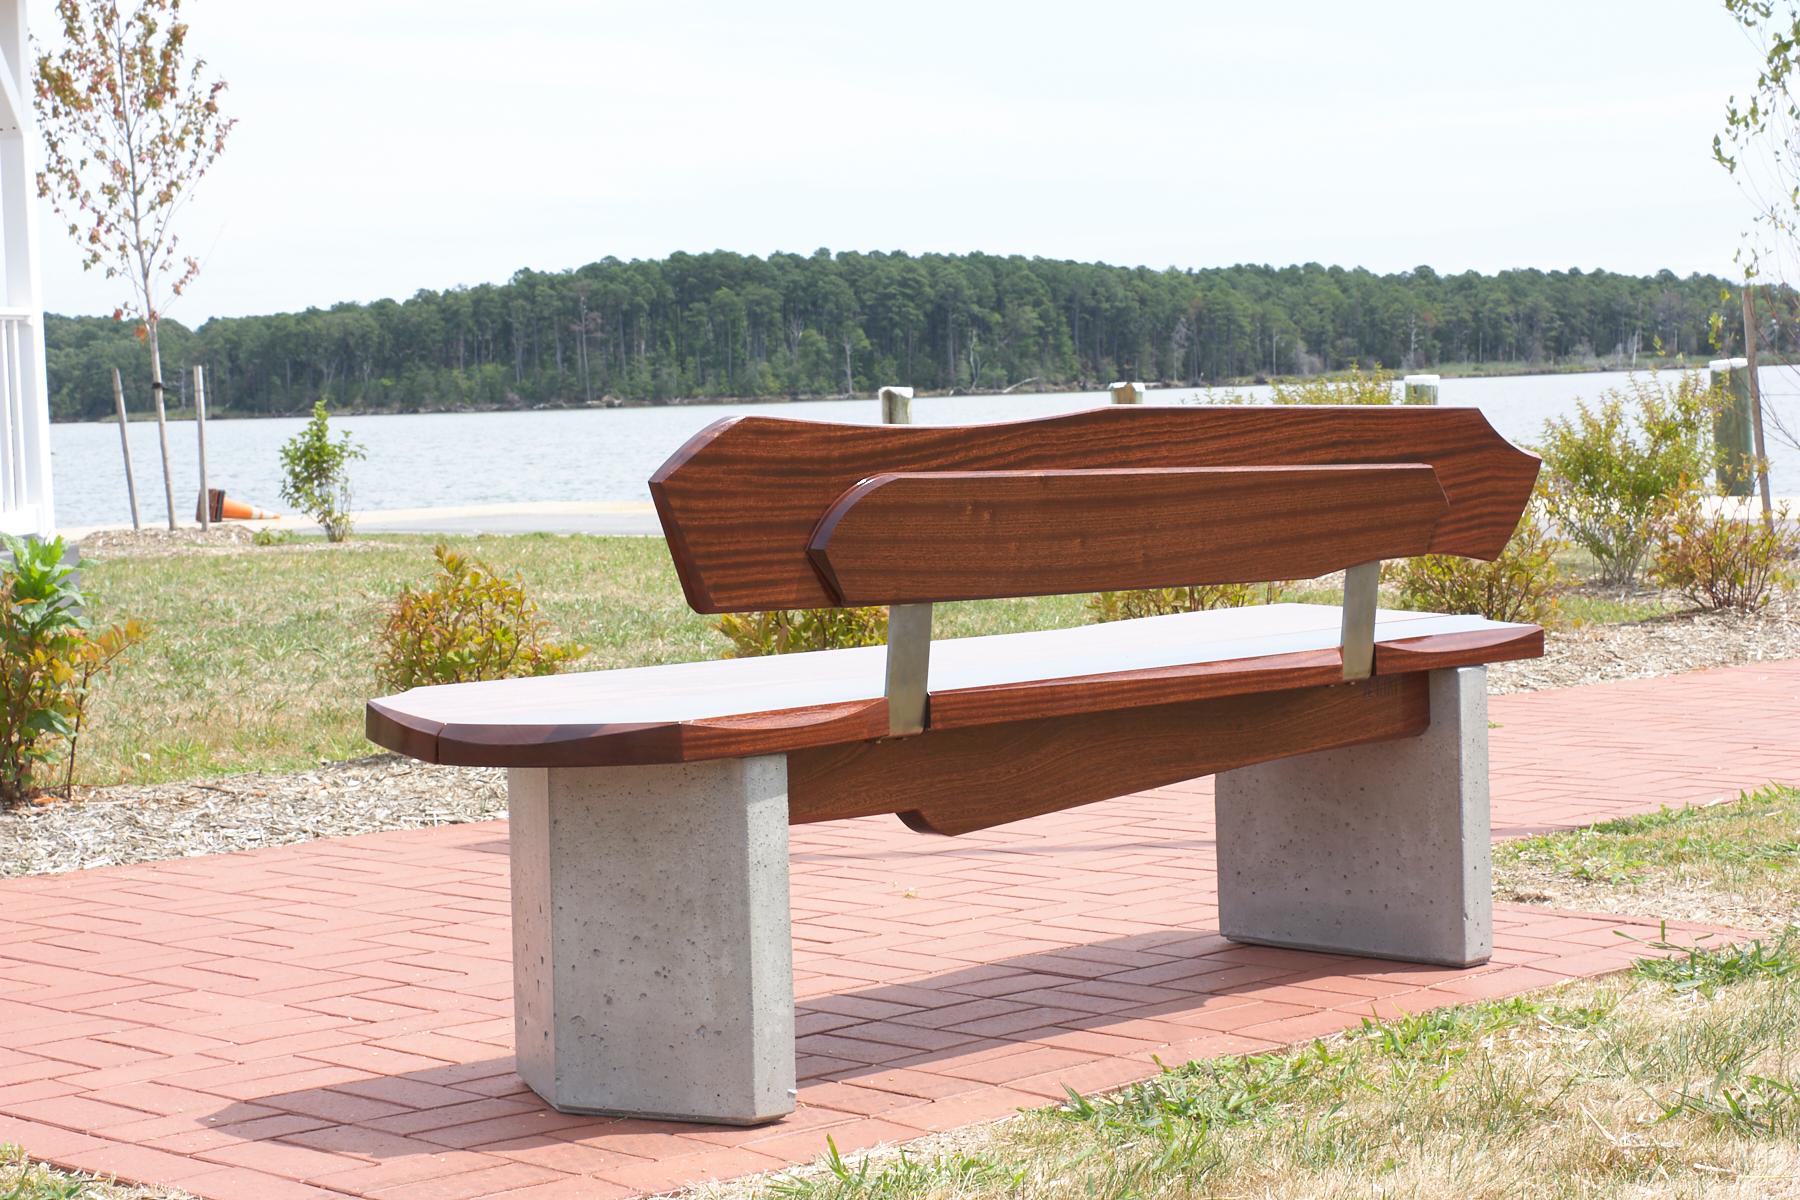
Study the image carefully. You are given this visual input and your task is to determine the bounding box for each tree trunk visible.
[148,322,178,530]
[194,365,210,532]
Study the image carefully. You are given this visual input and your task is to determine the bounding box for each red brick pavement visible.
[0,661,1794,1199]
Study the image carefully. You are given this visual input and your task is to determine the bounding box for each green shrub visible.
[1391,504,1565,625]
[1268,362,1398,405]
[714,607,887,656]
[376,545,587,690]
[1650,489,1799,612]
[279,400,365,542]
[1,535,145,804]
[1537,371,1717,585]
[1087,582,1278,623]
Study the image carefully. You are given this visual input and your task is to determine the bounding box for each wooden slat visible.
[651,406,1541,613]
[1374,626,1545,675]
[926,647,1348,729]
[787,675,1429,835]
[366,695,890,768]
[807,465,1447,605]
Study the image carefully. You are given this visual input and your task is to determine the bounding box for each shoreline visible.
[58,358,1751,425]
[62,494,1795,544]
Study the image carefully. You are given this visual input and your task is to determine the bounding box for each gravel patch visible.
[1,756,504,878]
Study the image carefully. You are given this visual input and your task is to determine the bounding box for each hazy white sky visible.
[32,0,1766,322]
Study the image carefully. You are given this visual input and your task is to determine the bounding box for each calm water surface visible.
[48,370,1800,529]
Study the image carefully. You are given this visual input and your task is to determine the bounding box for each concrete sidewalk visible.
[64,501,666,542]
[0,660,1794,1199]
[342,502,663,537]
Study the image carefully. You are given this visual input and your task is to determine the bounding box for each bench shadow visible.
[197,927,1476,1153]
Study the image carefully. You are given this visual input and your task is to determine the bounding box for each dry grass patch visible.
[1496,784,1800,931]
[698,934,1800,1200]
[0,1144,185,1200]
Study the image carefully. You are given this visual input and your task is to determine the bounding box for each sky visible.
[30,0,1770,323]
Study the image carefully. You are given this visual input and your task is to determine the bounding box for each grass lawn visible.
[0,1145,178,1200]
[71,533,1683,789]
[1496,785,1800,933]
[76,535,1093,787]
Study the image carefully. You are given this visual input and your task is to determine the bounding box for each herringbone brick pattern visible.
[0,661,1794,1198]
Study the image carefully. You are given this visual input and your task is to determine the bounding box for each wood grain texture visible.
[1374,626,1545,675]
[651,406,1541,613]
[807,465,1448,605]
[926,648,1348,729]
[787,675,1429,835]
[366,696,889,768]
[362,607,1542,768]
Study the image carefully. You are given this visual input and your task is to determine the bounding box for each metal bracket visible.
[884,603,933,736]
[1340,560,1380,681]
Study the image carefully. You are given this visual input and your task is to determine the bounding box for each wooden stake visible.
[878,386,912,425]
[111,367,141,530]
[151,376,176,529]
[194,365,210,532]
[1741,283,1775,528]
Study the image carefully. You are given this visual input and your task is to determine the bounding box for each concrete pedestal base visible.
[507,757,796,1124]
[1214,667,1492,967]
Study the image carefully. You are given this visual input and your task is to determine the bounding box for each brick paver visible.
[1,661,1795,1198]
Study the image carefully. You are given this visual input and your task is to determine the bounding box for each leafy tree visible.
[34,0,235,527]
[36,253,1771,420]
[278,401,364,542]
[1715,0,1800,460]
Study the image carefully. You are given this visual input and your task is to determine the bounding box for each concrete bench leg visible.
[507,757,795,1124]
[1214,666,1492,967]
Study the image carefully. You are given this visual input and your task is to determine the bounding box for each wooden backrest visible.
[650,406,1540,613]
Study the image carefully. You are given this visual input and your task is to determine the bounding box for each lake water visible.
[47,370,1800,529]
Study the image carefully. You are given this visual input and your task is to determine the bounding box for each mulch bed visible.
[1490,590,1799,693]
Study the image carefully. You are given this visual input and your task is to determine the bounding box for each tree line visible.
[41,250,1782,420]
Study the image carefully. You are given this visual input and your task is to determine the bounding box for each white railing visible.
[0,307,51,539]
[0,2,54,541]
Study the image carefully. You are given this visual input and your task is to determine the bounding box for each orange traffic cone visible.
[198,488,280,522]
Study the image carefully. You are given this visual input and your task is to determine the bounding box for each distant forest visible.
[41,250,1785,420]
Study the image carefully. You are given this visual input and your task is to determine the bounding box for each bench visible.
[366,405,1544,1126]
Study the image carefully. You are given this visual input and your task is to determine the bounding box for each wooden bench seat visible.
[368,604,1541,768]
[364,404,1546,1126]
